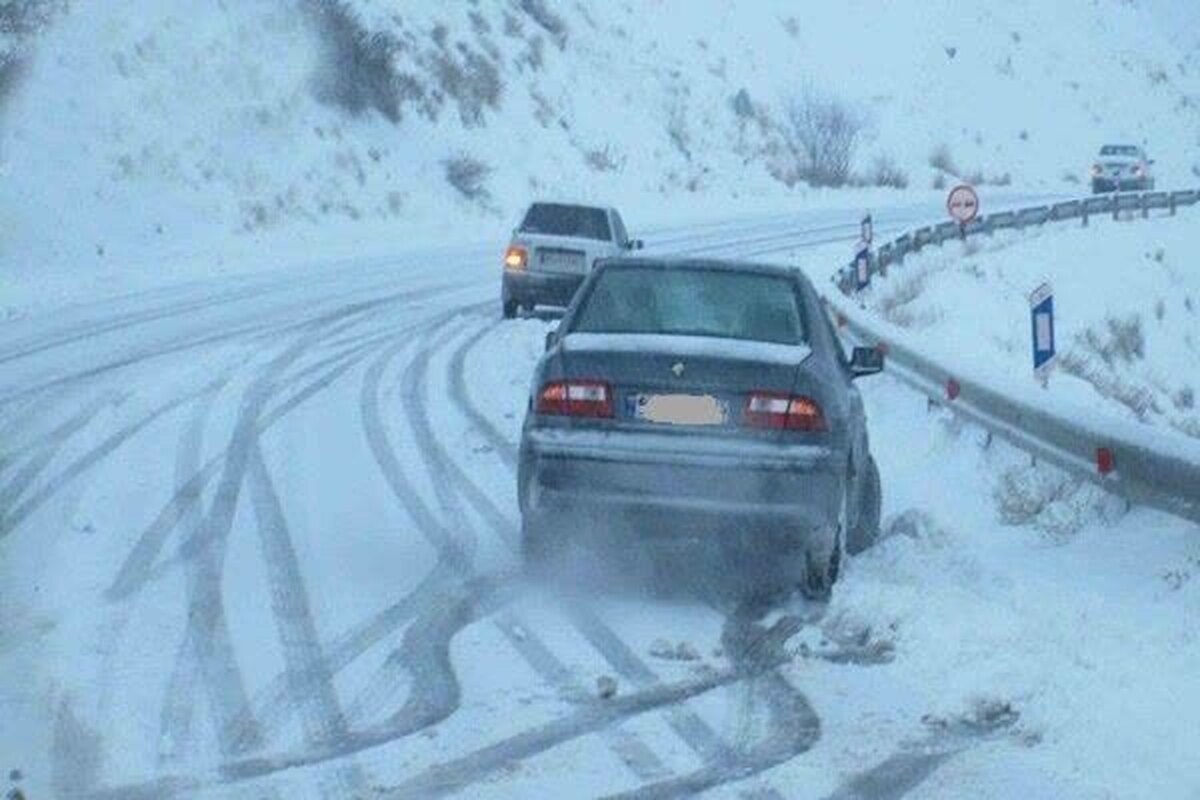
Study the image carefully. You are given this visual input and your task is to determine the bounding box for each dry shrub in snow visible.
[779,88,866,187]
[928,143,959,176]
[444,155,492,202]
[583,145,623,172]
[1077,315,1145,366]
[867,155,909,189]
[517,0,567,49]
[307,0,415,122]
[0,0,64,36]
[994,464,1123,538]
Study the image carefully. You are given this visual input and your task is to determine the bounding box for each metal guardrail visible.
[865,188,1200,276]
[826,188,1200,525]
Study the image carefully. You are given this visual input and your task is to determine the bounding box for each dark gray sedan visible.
[517,258,884,598]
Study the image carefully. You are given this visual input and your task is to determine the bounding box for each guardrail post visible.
[1082,205,1088,227]
[1142,193,1149,219]
[1169,193,1176,216]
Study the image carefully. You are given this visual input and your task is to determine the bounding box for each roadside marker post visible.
[853,212,873,293]
[1030,282,1056,386]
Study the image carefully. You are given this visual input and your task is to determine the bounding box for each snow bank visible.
[854,213,1200,441]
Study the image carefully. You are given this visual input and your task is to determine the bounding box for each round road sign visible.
[946,184,979,224]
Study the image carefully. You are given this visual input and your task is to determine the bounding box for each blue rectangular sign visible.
[1030,283,1055,375]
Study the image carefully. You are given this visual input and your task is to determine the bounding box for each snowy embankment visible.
[852,214,1200,442]
[3,0,1199,318]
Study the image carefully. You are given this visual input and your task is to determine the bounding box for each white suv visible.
[1091,144,1155,193]
[501,202,642,318]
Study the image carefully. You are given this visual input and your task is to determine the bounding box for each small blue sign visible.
[1029,283,1055,376]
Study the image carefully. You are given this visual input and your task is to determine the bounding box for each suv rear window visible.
[520,203,612,241]
[571,266,806,345]
[1100,145,1139,157]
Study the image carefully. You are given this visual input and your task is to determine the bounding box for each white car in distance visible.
[501,202,642,318]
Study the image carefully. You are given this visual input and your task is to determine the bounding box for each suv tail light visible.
[1090,164,1103,177]
[504,246,528,270]
[536,380,613,418]
[743,392,827,431]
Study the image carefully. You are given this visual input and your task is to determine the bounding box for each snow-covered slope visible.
[2,0,1198,314]
[851,213,1200,441]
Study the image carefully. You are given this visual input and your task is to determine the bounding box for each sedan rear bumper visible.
[502,269,585,308]
[519,427,843,551]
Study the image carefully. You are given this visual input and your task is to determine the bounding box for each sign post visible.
[852,212,873,293]
[1029,282,1056,385]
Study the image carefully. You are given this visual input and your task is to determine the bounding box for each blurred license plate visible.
[630,393,727,426]
[539,250,584,270]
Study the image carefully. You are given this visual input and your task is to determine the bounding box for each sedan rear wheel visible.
[801,497,845,602]
[846,456,882,555]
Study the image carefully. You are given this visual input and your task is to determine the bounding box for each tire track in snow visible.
[245,443,370,798]
[150,308,383,769]
[157,374,236,763]
[374,656,789,800]
[0,392,116,514]
[0,379,222,540]
[356,309,675,784]
[104,290,449,604]
[437,312,823,798]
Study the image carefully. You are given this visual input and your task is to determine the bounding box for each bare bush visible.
[867,155,909,189]
[583,145,623,172]
[516,0,567,48]
[0,0,65,36]
[928,143,959,176]
[307,0,421,123]
[1059,351,1160,421]
[1079,315,1145,366]
[430,46,501,126]
[444,155,492,202]
[779,88,866,187]
[666,96,691,161]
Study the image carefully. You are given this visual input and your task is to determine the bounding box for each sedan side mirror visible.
[849,346,884,378]
[544,329,558,352]
[626,238,644,251]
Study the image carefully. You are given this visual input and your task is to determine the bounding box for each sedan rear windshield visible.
[1100,145,1139,157]
[520,203,611,241]
[571,266,806,345]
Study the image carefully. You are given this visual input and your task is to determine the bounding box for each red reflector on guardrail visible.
[946,378,961,401]
[1096,447,1115,476]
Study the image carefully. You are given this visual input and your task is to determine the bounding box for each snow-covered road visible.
[2,199,1197,800]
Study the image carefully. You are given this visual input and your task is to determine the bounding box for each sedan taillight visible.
[536,380,613,418]
[743,392,827,431]
[504,246,528,270]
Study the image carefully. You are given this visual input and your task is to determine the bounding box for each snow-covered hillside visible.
[2,0,1198,314]
[848,212,1200,440]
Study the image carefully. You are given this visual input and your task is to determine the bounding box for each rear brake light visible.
[743,392,827,431]
[504,246,527,270]
[1090,164,1102,177]
[536,380,613,418]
